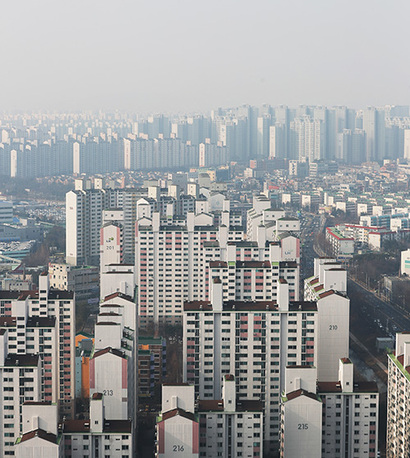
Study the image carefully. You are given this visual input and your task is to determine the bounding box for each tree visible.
[24,225,66,267]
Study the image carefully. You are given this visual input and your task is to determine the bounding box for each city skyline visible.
[1,0,409,454]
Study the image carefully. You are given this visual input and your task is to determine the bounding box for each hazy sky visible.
[1,0,409,113]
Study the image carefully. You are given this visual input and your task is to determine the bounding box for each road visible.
[299,210,391,455]
[349,332,388,374]
[349,278,410,334]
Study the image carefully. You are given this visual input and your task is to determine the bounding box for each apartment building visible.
[62,394,133,457]
[136,208,300,326]
[304,258,349,381]
[66,187,109,266]
[14,396,133,458]
[325,227,354,262]
[157,378,263,458]
[280,360,378,458]
[157,384,199,458]
[0,343,41,456]
[197,375,264,458]
[15,402,62,457]
[48,262,99,301]
[0,274,75,419]
[183,278,316,455]
[280,366,322,458]
[387,332,410,457]
[135,211,244,325]
[318,359,378,458]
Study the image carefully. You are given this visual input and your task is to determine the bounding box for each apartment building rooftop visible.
[160,409,197,422]
[17,429,59,445]
[284,389,320,402]
[0,289,73,300]
[4,354,39,366]
[184,300,317,312]
[0,316,17,327]
[26,316,56,327]
[63,419,132,433]
[198,399,264,412]
[104,291,134,303]
[317,381,378,393]
[92,347,126,359]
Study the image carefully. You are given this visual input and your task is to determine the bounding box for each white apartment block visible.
[387,332,410,457]
[304,258,347,299]
[66,188,108,266]
[0,273,75,419]
[14,396,133,458]
[304,258,350,382]
[136,209,300,326]
[0,341,42,457]
[157,384,199,458]
[158,378,263,458]
[281,360,378,458]
[15,402,62,457]
[336,224,384,246]
[91,291,138,422]
[183,279,316,455]
[100,264,135,301]
[325,227,355,262]
[197,375,264,458]
[100,222,123,271]
[135,211,244,325]
[280,366,322,458]
[63,393,133,458]
[318,359,378,458]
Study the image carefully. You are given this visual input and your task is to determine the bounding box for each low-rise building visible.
[401,248,410,276]
[325,227,354,262]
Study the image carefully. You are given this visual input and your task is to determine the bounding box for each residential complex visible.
[0,274,75,455]
[182,265,352,455]
[281,360,378,457]
[2,105,410,178]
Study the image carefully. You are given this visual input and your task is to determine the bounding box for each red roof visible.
[286,389,319,402]
[93,347,125,359]
[160,408,197,422]
[19,429,58,444]
[103,292,134,303]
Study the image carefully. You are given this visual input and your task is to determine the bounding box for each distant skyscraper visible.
[256,115,272,157]
[362,107,385,161]
[404,129,410,160]
[290,116,325,162]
